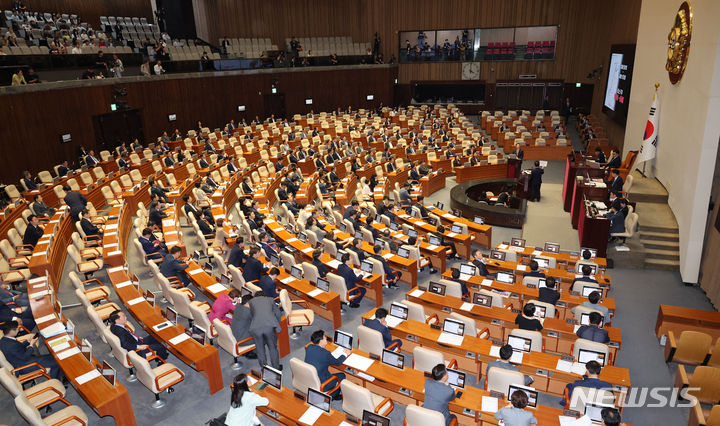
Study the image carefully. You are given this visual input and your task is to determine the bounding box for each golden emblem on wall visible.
[666,1,692,84]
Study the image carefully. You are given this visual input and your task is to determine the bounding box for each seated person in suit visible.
[572,265,599,287]
[594,147,606,163]
[562,360,613,405]
[312,249,329,278]
[377,197,396,221]
[197,214,215,238]
[538,277,561,305]
[258,268,280,299]
[471,249,490,276]
[0,284,29,308]
[21,171,36,190]
[337,253,366,307]
[348,238,365,263]
[605,169,624,194]
[572,290,610,320]
[605,149,621,169]
[435,225,458,260]
[31,194,55,218]
[605,205,626,239]
[160,246,190,286]
[139,227,168,260]
[371,244,401,287]
[22,214,44,248]
[422,364,458,426]
[150,180,170,204]
[243,247,268,282]
[494,389,538,426]
[305,330,350,399]
[80,208,102,237]
[449,267,469,298]
[576,312,610,343]
[284,192,302,216]
[109,310,168,360]
[0,300,36,331]
[487,344,534,385]
[227,237,248,268]
[525,260,546,278]
[363,217,379,241]
[343,201,359,220]
[415,195,429,218]
[147,201,168,232]
[258,232,279,257]
[0,321,61,379]
[57,160,70,177]
[230,294,257,359]
[365,307,402,349]
[515,303,543,331]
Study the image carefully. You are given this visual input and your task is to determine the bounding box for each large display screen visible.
[602,44,636,125]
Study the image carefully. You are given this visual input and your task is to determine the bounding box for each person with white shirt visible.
[153,60,165,75]
[224,373,268,425]
[71,43,82,54]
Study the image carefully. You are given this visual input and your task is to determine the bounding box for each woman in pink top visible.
[209,288,241,325]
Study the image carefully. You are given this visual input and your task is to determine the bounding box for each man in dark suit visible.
[147,201,167,232]
[227,237,247,268]
[258,232,279,257]
[80,209,102,237]
[243,247,268,282]
[434,225,457,262]
[529,161,544,202]
[576,312,610,343]
[304,330,349,398]
[594,148,606,163]
[85,150,99,166]
[57,160,70,177]
[258,268,279,298]
[605,205,626,236]
[314,154,325,170]
[109,310,168,360]
[415,195,429,218]
[198,156,210,169]
[21,171,38,191]
[572,265,599,287]
[117,155,130,169]
[364,307,402,349]
[22,215,44,248]
[337,253,366,307]
[471,249,490,276]
[0,284,28,308]
[538,277,561,305]
[0,321,61,379]
[512,144,524,159]
[0,300,36,330]
[32,194,55,218]
[139,228,167,260]
[229,294,257,358]
[606,169,624,194]
[605,149,621,169]
[248,291,282,369]
[160,246,189,286]
[525,260,546,278]
[371,244,401,287]
[562,361,612,405]
[277,183,289,203]
[64,186,87,221]
[163,151,175,167]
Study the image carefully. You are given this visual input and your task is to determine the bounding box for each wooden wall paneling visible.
[0,0,153,29]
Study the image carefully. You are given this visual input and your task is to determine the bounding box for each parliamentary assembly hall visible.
[0,0,719,425]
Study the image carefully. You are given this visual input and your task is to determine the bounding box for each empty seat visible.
[128,351,184,408]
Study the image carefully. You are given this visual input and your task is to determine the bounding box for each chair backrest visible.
[169,287,193,318]
[93,167,106,180]
[301,262,319,284]
[340,380,375,420]
[189,303,212,333]
[509,329,543,352]
[528,299,556,318]
[0,367,24,397]
[674,331,713,364]
[568,386,616,413]
[623,174,634,193]
[405,404,446,426]
[486,366,526,395]
[14,393,46,426]
[289,357,321,395]
[707,338,720,368]
[572,305,604,322]
[534,255,556,269]
[280,251,295,270]
[227,265,246,291]
[404,300,427,323]
[104,327,132,368]
[573,338,610,363]
[357,325,384,357]
[128,351,159,392]
[449,312,479,337]
[438,279,463,299]
[477,288,505,308]
[688,366,720,404]
[413,346,444,373]
[213,318,238,356]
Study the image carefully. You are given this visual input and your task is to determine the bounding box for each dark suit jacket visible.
[64,191,87,218]
[184,203,201,220]
[258,275,278,298]
[139,236,164,259]
[304,344,347,382]
[160,254,187,280]
[227,245,247,268]
[110,323,143,352]
[472,259,490,276]
[0,336,35,367]
[198,219,214,236]
[312,258,328,278]
[57,165,69,177]
[243,257,267,282]
[576,325,610,343]
[248,296,281,333]
[608,176,624,193]
[538,287,561,305]
[230,305,252,341]
[364,318,394,347]
[371,254,393,276]
[23,224,44,247]
[148,209,167,230]
[164,157,175,167]
[338,263,362,291]
[85,155,98,166]
[514,148,524,159]
[530,167,544,187]
[118,159,129,169]
[23,177,37,190]
[81,217,100,236]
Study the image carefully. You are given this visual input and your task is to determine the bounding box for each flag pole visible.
[636,82,660,178]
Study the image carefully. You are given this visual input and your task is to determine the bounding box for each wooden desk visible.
[655,305,720,340]
[578,204,610,259]
[419,170,447,196]
[454,164,510,184]
[395,212,473,259]
[570,177,608,229]
[275,268,343,329]
[106,267,225,394]
[494,243,608,270]
[429,207,492,249]
[28,275,137,425]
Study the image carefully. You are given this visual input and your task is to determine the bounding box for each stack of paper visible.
[571,362,588,375]
[207,283,227,294]
[437,332,464,346]
[385,316,404,328]
[188,269,204,275]
[459,302,474,311]
[327,259,340,269]
[169,333,191,345]
[331,346,346,359]
[307,288,323,297]
[280,276,295,284]
[558,415,593,426]
[57,347,81,360]
[127,297,146,306]
[556,359,573,373]
[343,354,374,371]
[481,279,494,287]
[39,323,66,339]
[497,244,509,250]
[481,396,499,413]
[509,351,524,364]
[409,289,425,298]
[531,250,543,256]
[75,369,102,385]
[382,253,394,260]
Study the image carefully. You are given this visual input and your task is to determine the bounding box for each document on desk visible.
[559,415,593,426]
[343,354,374,371]
[301,247,314,254]
[162,219,174,227]
[107,266,124,273]
[571,362,588,375]
[415,221,427,226]
[39,323,66,339]
[298,406,324,425]
[307,288,323,298]
[286,237,298,243]
[188,269,204,275]
[442,213,455,219]
[481,396,499,413]
[497,244,509,250]
[509,350,524,364]
[331,346,346,359]
[382,253,394,260]
[357,371,375,382]
[57,347,81,360]
[105,223,118,230]
[481,279,494,287]
[385,316,404,328]
[531,250,542,256]
[326,259,341,269]
[169,333,191,345]
[437,332,464,346]
[36,313,57,324]
[556,359,573,373]
[409,289,425,298]
[280,276,295,284]
[207,283,227,294]
[127,296,146,306]
[446,232,458,237]
[516,264,528,271]
[489,345,501,358]
[459,302,474,311]
[509,246,525,252]
[426,244,438,250]
[48,336,71,352]
[75,369,102,385]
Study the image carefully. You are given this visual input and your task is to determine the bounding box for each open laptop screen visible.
[578,348,607,366]
[507,335,532,353]
[443,318,465,336]
[333,330,353,350]
[508,384,538,408]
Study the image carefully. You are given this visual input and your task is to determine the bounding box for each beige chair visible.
[573,338,611,365]
[14,393,88,426]
[572,305,605,323]
[69,271,112,304]
[0,257,31,286]
[405,404,456,426]
[476,288,506,308]
[611,212,639,244]
[213,319,256,370]
[0,239,30,268]
[438,279,463,299]
[71,232,102,260]
[279,289,314,339]
[67,245,103,280]
[340,380,394,420]
[301,262,319,284]
[128,351,184,408]
[567,386,615,413]
[571,280,602,294]
[327,272,362,312]
[75,288,119,321]
[289,357,341,396]
[706,338,720,368]
[405,300,439,325]
[534,255,556,269]
[169,287,210,326]
[358,324,399,356]
[0,367,69,410]
[508,329,543,352]
[104,326,144,382]
[5,185,21,201]
[449,312,489,338]
[7,229,33,256]
[412,346,456,373]
[485,366,526,396]
[528,299,557,319]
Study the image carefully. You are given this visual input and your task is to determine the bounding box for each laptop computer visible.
[534,305,547,319]
[459,263,476,281]
[507,384,538,408]
[585,402,615,423]
[407,229,418,238]
[473,292,492,307]
[443,318,465,336]
[496,271,514,284]
[262,365,282,390]
[473,216,484,225]
[307,388,331,413]
[580,312,605,327]
[533,257,549,268]
[447,368,466,389]
[381,349,404,369]
[190,325,207,345]
[389,222,399,231]
[507,335,532,353]
[428,282,446,296]
[582,286,601,297]
[581,247,598,258]
[451,224,463,234]
[362,410,391,426]
[269,252,279,266]
[544,242,560,253]
[290,265,303,280]
[436,202,444,210]
[490,250,506,261]
[298,232,308,243]
[166,307,178,325]
[360,260,374,277]
[578,348,607,366]
[316,277,330,292]
[511,238,526,248]
[428,234,442,246]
